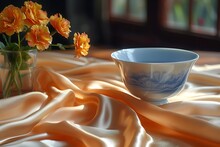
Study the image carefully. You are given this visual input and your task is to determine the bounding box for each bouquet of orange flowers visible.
[0,1,90,98]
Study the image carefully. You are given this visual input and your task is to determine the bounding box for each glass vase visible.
[0,49,37,99]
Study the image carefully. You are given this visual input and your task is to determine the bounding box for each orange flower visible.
[25,25,52,51]
[73,32,90,58]
[21,1,49,27]
[0,5,25,36]
[50,14,71,38]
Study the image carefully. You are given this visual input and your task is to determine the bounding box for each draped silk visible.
[0,52,220,147]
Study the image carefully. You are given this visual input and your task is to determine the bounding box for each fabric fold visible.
[0,52,220,147]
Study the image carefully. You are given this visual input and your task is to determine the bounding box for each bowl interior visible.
[111,48,199,63]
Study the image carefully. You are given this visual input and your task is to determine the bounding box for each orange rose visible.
[50,14,71,38]
[21,1,49,27]
[25,25,52,51]
[0,5,25,36]
[73,32,90,58]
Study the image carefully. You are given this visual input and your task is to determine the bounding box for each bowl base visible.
[148,99,168,105]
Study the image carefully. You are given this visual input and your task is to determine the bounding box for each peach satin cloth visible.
[0,52,220,147]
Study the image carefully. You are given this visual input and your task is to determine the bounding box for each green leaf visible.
[0,41,5,50]
[21,46,33,51]
[5,43,19,51]
[57,43,66,50]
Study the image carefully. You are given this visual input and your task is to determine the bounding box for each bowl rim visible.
[111,47,199,64]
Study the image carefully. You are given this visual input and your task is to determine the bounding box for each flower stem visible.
[2,70,12,97]
[2,34,9,46]
[51,31,57,36]
[17,33,21,49]
[17,52,23,88]
[2,52,23,98]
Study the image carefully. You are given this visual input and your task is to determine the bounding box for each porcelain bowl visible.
[111,48,199,105]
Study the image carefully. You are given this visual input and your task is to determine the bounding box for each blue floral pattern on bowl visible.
[128,70,188,93]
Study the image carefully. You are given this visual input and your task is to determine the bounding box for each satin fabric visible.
[0,51,220,147]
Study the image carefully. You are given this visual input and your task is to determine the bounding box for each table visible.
[194,51,220,65]
[0,49,220,147]
[86,48,220,65]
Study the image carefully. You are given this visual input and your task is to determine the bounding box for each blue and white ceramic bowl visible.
[111,48,199,105]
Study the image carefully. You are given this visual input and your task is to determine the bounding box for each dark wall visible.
[108,0,220,51]
[0,0,104,46]
[2,0,219,51]
[0,0,66,17]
